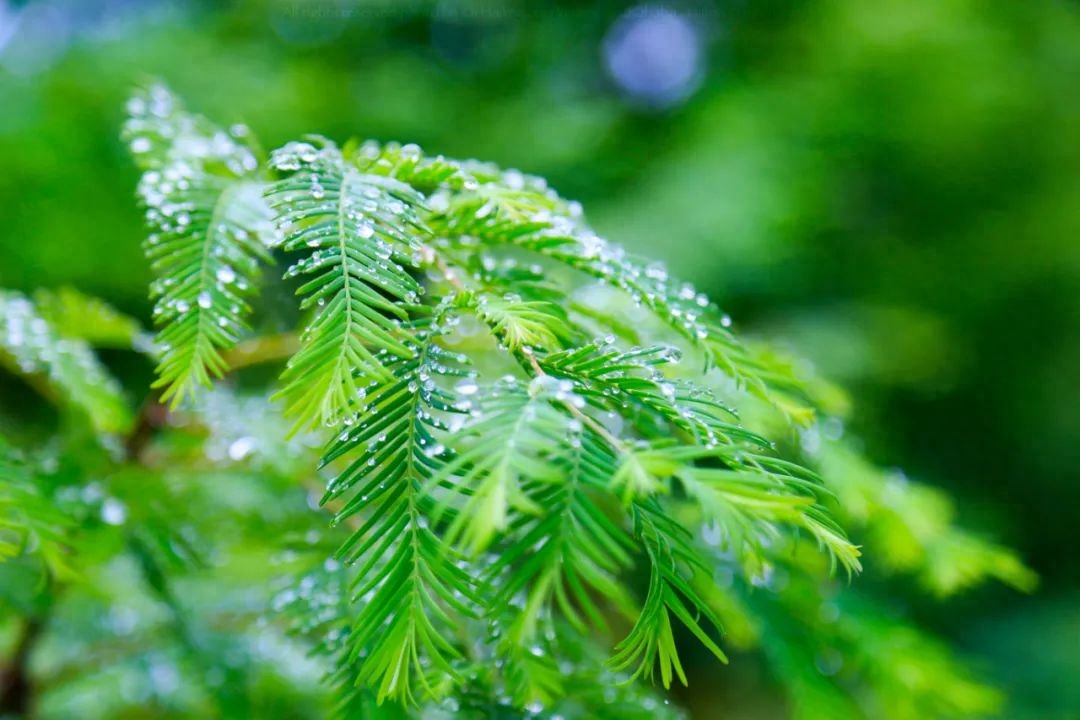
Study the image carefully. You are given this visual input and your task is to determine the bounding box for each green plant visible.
[0,85,1034,719]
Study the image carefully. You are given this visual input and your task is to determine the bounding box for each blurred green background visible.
[1,0,1077,716]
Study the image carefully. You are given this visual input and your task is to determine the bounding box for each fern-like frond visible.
[0,290,131,434]
[473,293,573,352]
[340,141,816,425]
[422,163,817,421]
[532,235,807,415]
[348,140,474,194]
[119,90,1033,720]
[610,502,728,687]
[33,287,142,348]
[125,84,276,407]
[540,340,766,448]
[429,378,574,555]
[0,436,74,577]
[818,441,1031,594]
[486,423,637,643]
[267,140,429,430]
[680,465,861,576]
[606,442,860,575]
[428,173,569,241]
[318,321,477,704]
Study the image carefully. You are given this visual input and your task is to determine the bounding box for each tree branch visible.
[0,617,44,716]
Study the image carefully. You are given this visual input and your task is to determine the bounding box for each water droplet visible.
[101,498,127,526]
[227,437,257,461]
[453,377,479,395]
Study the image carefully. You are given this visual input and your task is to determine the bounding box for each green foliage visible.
[0,437,74,579]
[319,321,478,704]
[119,85,1029,715]
[816,442,1037,596]
[0,84,1037,719]
[723,556,1008,720]
[610,501,729,687]
[265,140,429,430]
[124,85,276,408]
[0,289,132,435]
[32,287,142,349]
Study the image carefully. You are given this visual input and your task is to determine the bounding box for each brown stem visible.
[123,396,169,462]
[124,332,301,463]
[0,617,44,717]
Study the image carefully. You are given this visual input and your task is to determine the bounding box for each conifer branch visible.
[92,85,1038,718]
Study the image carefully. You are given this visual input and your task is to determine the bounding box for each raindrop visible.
[101,498,127,526]
[228,436,257,461]
[454,379,479,395]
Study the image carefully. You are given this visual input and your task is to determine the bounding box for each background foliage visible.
[0,0,1078,718]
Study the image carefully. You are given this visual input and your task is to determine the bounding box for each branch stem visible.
[0,617,45,716]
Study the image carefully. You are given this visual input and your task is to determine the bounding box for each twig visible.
[0,617,44,716]
[523,350,628,454]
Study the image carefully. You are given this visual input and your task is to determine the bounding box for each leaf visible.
[0,290,132,434]
[474,293,573,351]
[319,322,478,704]
[267,140,429,430]
[0,436,75,578]
[125,83,276,407]
[33,287,142,348]
[348,140,474,194]
[541,340,763,448]
[486,424,637,644]
[610,503,728,687]
[428,380,571,555]
[426,166,818,423]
